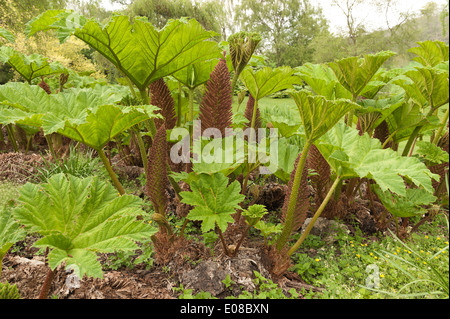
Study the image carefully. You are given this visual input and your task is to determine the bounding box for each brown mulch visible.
[0,152,48,184]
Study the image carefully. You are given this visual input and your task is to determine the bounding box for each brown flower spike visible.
[199,58,233,135]
[149,78,177,130]
[145,124,169,217]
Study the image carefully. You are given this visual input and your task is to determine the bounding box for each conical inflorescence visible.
[146,124,169,217]
[198,58,233,136]
[149,78,177,130]
[38,77,51,94]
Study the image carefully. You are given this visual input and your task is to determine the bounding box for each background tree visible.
[235,0,328,67]
[122,0,223,35]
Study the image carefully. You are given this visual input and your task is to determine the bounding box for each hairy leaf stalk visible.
[97,148,126,195]
[276,140,312,251]
[287,177,342,256]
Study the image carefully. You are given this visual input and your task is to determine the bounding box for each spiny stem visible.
[177,82,182,127]
[276,139,312,252]
[402,126,421,156]
[217,226,231,256]
[432,108,449,145]
[45,135,58,161]
[97,148,126,195]
[188,87,195,123]
[139,88,157,138]
[6,125,18,152]
[233,224,251,256]
[133,128,148,173]
[287,176,341,256]
[231,72,239,98]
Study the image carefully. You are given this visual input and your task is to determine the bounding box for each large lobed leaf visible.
[180,173,245,233]
[316,123,439,196]
[0,206,26,261]
[14,174,157,278]
[0,82,160,150]
[0,27,15,43]
[373,185,437,218]
[172,59,219,89]
[408,40,449,67]
[25,11,222,91]
[295,63,351,100]
[0,46,66,83]
[393,66,449,111]
[328,51,396,97]
[290,90,360,142]
[240,66,302,101]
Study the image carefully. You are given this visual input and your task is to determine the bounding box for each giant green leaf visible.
[51,104,161,150]
[180,173,245,233]
[373,185,437,218]
[328,51,396,98]
[172,59,219,89]
[191,136,246,176]
[14,174,157,278]
[295,63,351,100]
[393,66,449,111]
[26,11,222,91]
[0,27,15,43]
[259,137,300,182]
[0,206,26,267]
[0,46,66,83]
[408,40,449,67]
[316,123,439,196]
[0,83,131,135]
[290,90,360,142]
[240,66,302,101]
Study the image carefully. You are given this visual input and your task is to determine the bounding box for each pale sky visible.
[316,0,448,34]
[100,0,448,34]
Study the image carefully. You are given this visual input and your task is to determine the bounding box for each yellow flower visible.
[437,237,440,240]
[374,256,378,259]
[351,244,355,247]
[350,241,353,244]
[370,252,374,256]
[420,250,424,253]
[407,251,411,254]
[394,252,397,255]
[356,254,361,258]
[380,274,385,278]
[425,235,429,239]
[445,241,449,245]
[315,258,320,262]
[423,261,427,265]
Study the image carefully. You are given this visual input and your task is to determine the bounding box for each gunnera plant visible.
[145,124,172,236]
[244,93,262,141]
[149,78,177,130]
[198,58,233,136]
